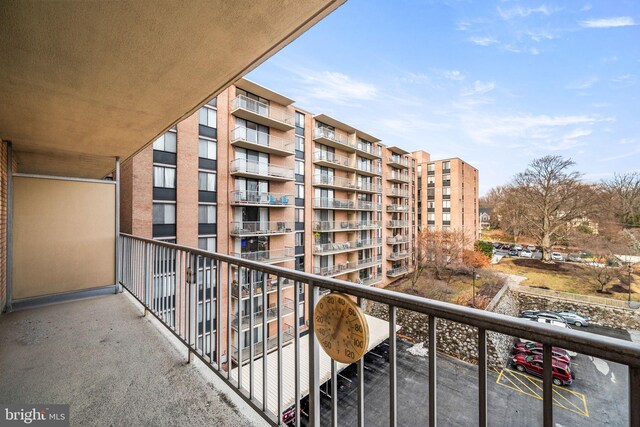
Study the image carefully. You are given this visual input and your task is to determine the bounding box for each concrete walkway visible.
[0,293,258,426]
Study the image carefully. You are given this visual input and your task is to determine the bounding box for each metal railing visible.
[359,273,383,286]
[231,127,295,154]
[314,127,354,149]
[388,187,409,197]
[358,162,382,175]
[387,251,409,261]
[356,141,382,157]
[312,220,380,232]
[234,248,295,263]
[387,220,409,228]
[119,233,640,427]
[387,235,410,244]
[232,278,294,300]
[230,190,293,207]
[230,221,295,236]
[387,204,409,212]
[386,265,409,276]
[232,299,295,330]
[387,156,410,168]
[230,159,294,180]
[312,238,382,255]
[312,255,382,277]
[232,94,294,126]
[232,324,296,363]
[389,171,410,182]
[313,150,353,168]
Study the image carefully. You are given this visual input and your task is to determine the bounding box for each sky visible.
[247,0,640,195]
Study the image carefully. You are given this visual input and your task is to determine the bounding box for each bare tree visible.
[410,230,430,290]
[423,228,468,283]
[511,156,595,261]
[602,172,640,228]
[493,185,529,241]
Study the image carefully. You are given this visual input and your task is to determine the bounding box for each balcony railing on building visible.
[386,204,409,212]
[312,220,380,232]
[388,170,410,183]
[313,127,356,151]
[387,235,409,245]
[231,94,294,131]
[230,221,295,236]
[358,273,383,286]
[230,127,295,156]
[234,248,295,263]
[232,324,296,363]
[386,265,409,276]
[387,156,410,168]
[356,141,382,158]
[230,159,294,181]
[230,190,293,207]
[388,187,409,197]
[387,250,409,261]
[313,238,382,255]
[313,255,381,278]
[231,299,295,330]
[387,220,409,228]
[231,277,294,300]
[357,162,382,176]
[313,150,354,171]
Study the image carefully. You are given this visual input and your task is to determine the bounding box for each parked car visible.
[520,249,533,258]
[566,253,582,262]
[511,353,574,386]
[512,342,572,363]
[536,311,567,323]
[509,249,519,256]
[501,244,511,251]
[527,245,536,251]
[551,252,564,261]
[493,242,502,249]
[513,244,523,251]
[520,310,540,319]
[554,310,589,327]
[534,317,570,329]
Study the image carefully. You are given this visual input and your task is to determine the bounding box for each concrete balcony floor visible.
[0,293,262,427]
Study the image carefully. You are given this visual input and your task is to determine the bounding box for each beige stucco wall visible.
[12,176,115,299]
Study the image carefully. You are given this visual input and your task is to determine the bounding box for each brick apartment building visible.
[119,78,477,360]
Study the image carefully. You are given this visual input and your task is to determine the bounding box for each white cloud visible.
[620,138,637,145]
[293,70,377,105]
[497,5,556,20]
[443,70,465,81]
[566,76,599,90]
[580,17,636,28]
[469,36,498,46]
[581,4,592,12]
[526,29,557,42]
[400,72,431,85]
[462,80,496,96]
[611,74,635,86]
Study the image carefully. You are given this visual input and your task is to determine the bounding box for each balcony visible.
[387,235,410,245]
[232,324,296,363]
[313,127,356,152]
[313,150,355,171]
[356,141,382,159]
[231,94,295,131]
[387,220,409,228]
[313,238,382,255]
[387,250,409,261]
[387,204,409,212]
[312,198,381,211]
[234,247,295,264]
[388,170,410,183]
[386,265,409,277]
[359,273,383,286]
[387,156,410,169]
[230,158,294,181]
[313,174,356,190]
[388,187,409,198]
[231,299,295,330]
[357,162,382,176]
[230,127,295,156]
[230,190,293,207]
[313,255,381,278]
[312,220,381,232]
[231,277,294,300]
[230,221,295,236]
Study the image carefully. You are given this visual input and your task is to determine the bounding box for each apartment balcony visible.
[313,238,382,255]
[355,141,382,159]
[387,187,409,198]
[230,190,293,207]
[357,181,383,193]
[231,299,295,331]
[232,324,296,363]
[312,197,381,211]
[313,174,356,190]
[312,220,381,232]
[387,235,410,245]
[359,273,383,286]
[231,94,295,131]
[388,170,410,183]
[230,221,295,236]
[231,277,294,300]
[313,255,381,278]
[387,204,409,212]
[386,265,409,277]
[234,248,295,264]
[357,162,382,176]
[313,150,355,172]
[387,156,410,169]
[230,127,295,156]
[313,127,356,152]
[387,250,409,261]
[230,159,294,181]
[387,220,409,228]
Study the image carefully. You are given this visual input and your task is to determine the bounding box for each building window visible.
[295,135,305,152]
[442,161,450,170]
[427,176,435,184]
[427,212,435,221]
[427,201,435,209]
[295,112,305,128]
[152,203,176,225]
[427,163,435,172]
[198,138,217,160]
[442,187,451,196]
[295,232,304,247]
[153,132,177,153]
[442,200,451,208]
[198,107,217,128]
[443,212,451,221]
[295,159,305,176]
[198,204,216,224]
[153,166,176,188]
[296,184,304,199]
[206,97,217,108]
[198,171,217,192]
[198,236,216,252]
[295,208,304,222]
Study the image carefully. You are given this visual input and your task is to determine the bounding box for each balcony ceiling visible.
[0,0,344,178]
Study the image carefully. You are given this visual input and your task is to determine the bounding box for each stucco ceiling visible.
[0,0,344,178]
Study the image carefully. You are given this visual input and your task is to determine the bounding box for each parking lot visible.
[302,326,631,426]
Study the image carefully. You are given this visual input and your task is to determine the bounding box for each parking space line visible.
[494,369,589,417]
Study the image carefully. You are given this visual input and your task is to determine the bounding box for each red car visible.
[512,342,571,364]
[511,353,573,386]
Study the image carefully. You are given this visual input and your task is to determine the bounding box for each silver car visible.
[554,310,590,327]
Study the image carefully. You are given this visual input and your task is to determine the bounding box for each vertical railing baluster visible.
[188,252,195,363]
[308,282,320,427]
[389,305,397,427]
[262,273,268,412]
[428,315,437,427]
[249,269,255,399]
[478,328,487,427]
[277,275,283,425]
[357,297,365,427]
[543,344,553,427]
[210,258,215,363]
[331,359,338,427]
[227,262,232,380]
[630,366,640,427]
[238,266,243,391]
[294,281,301,427]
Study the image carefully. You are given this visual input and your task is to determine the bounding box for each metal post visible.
[115,156,120,293]
[630,366,640,427]
[5,142,13,312]
[628,263,633,303]
[472,268,476,308]
[542,344,553,427]
[308,282,320,427]
[478,328,487,427]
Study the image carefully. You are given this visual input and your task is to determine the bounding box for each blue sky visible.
[247,0,640,195]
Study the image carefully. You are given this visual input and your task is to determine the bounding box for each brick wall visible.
[0,141,7,311]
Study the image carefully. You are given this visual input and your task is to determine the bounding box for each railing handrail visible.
[230,158,294,176]
[233,94,294,125]
[120,232,640,368]
[231,127,295,152]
